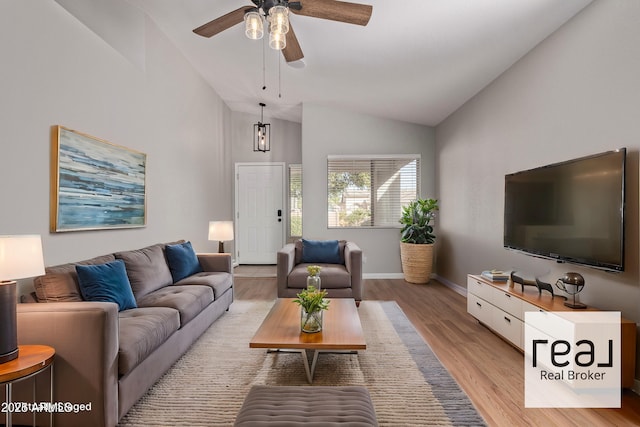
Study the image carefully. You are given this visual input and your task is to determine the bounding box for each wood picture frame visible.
[51,125,147,232]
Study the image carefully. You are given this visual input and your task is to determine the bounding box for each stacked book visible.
[481,270,510,282]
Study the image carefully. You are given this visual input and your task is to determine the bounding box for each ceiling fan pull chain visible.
[262,35,267,91]
[278,53,282,98]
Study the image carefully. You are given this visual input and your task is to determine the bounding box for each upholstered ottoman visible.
[234,385,378,426]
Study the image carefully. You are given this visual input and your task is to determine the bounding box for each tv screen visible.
[504,148,626,272]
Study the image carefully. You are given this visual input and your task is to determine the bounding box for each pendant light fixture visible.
[253,103,270,152]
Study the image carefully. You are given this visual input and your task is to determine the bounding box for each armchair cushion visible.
[301,239,342,264]
[288,264,352,289]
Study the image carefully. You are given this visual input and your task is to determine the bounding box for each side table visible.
[0,345,55,427]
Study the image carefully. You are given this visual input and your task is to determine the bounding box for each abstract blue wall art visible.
[51,126,147,232]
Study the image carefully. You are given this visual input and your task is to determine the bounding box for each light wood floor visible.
[233,267,640,427]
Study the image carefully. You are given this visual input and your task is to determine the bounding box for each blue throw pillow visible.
[301,239,342,264]
[76,260,137,311]
[165,241,202,282]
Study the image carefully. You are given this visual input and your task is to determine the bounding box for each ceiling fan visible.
[193,0,373,63]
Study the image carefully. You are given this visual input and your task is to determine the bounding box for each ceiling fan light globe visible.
[269,30,286,50]
[268,5,289,35]
[244,11,264,40]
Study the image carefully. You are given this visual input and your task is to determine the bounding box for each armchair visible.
[277,240,363,303]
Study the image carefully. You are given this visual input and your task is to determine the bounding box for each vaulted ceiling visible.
[128,0,592,126]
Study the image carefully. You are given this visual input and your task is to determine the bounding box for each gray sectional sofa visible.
[12,241,233,427]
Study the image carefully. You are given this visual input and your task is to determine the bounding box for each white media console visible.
[466,274,636,388]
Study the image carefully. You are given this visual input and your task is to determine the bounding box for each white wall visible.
[302,104,436,275]
[0,2,232,278]
[435,0,640,377]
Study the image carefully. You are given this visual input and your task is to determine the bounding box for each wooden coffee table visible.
[250,298,366,383]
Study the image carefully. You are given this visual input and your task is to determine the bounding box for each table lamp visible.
[208,221,234,253]
[0,235,45,363]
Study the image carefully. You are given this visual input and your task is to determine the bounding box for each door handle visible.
[277,209,282,217]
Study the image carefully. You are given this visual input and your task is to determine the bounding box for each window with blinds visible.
[327,155,420,228]
[289,164,302,238]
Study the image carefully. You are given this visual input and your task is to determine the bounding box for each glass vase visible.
[306,274,321,289]
[300,307,323,333]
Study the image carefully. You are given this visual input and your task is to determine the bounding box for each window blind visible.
[327,155,420,228]
[289,164,302,238]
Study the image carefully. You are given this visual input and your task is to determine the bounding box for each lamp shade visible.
[0,235,44,364]
[0,235,45,281]
[208,221,234,242]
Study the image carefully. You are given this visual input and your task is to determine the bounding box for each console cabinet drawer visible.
[467,293,492,326]
[492,309,523,348]
[524,310,574,341]
[467,276,489,300]
[522,301,545,315]
[486,286,523,319]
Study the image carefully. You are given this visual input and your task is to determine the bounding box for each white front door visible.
[235,163,285,264]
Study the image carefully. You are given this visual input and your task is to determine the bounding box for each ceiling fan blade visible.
[193,7,252,38]
[283,24,304,63]
[292,0,372,26]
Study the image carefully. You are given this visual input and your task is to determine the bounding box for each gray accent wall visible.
[435,0,640,377]
[228,110,302,257]
[0,2,232,272]
[302,104,436,275]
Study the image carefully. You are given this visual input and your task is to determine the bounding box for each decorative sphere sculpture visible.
[555,272,586,309]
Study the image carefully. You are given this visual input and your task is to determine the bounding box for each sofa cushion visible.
[33,254,116,302]
[76,260,138,311]
[136,285,213,326]
[165,241,203,282]
[174,272,233,299]
[287,263,351,289]
[118,307,180,376]
[115,244,173,299]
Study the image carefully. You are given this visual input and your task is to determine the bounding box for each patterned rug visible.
[118,300,486,426]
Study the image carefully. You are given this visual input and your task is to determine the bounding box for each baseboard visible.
[434,274,467,297]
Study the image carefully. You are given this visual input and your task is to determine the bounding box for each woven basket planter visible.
[400,242,434,284]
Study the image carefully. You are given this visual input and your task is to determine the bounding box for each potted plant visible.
[293,285,330,333]
[399,198,439,284]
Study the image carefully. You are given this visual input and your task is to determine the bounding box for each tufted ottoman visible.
[234,385,378,426]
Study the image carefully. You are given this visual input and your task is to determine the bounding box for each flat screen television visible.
[504,148,626,272]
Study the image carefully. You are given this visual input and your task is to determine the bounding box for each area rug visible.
[118,300,486,426]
